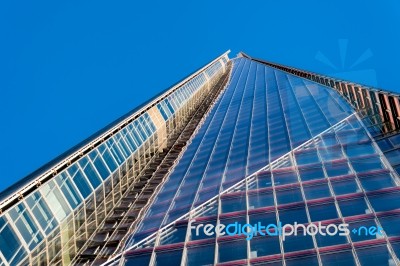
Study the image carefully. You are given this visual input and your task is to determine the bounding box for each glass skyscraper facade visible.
[1,51,400,266]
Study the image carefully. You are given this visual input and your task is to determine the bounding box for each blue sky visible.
[1,0,399,192]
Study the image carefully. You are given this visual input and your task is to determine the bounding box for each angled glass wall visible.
[119,113,400,266]
[125,57,355,248]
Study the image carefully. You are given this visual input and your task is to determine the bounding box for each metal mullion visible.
[272,70,295,154]
[340,147,391,264]
[176,90,185,106]
[0,251,10,266]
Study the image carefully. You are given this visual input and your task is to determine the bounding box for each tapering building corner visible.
[1,50,400,266]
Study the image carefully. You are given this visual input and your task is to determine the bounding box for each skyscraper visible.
[1,51,400,266]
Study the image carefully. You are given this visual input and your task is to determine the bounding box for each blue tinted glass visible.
[26,192,58,234]
[0,217,26,261]
[102,147,118,172]
[69,166,92,198]
[79,160,102,189]
[129,57,356,246]
[89,151,111,180]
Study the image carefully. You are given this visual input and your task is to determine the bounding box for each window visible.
[308,202,338,221]
[331,177,360,195]
[325,162,351,177]
[320,250,356,266]
[299,165,325,181]
[276,186,302,205]
[248,190,274,209]
[155,248,183,266]
[338,197,370,217]
[303,182,331,200]
[218,239,247,263]
[221,194,246,213]
[186,243,215,266]
[356,245,394,265]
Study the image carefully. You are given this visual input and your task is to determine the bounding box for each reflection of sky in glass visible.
[129,57,354,245]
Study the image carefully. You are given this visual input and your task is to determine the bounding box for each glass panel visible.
[0,217,27,263]
[356,245,394,265]
[369,192,400,212]
[283,233,314,252]
[325,162,352,177]
[379,215,400,237]
[39,181,71,221]
[320,250,356,266]
[348,219,380,242]
[79,158,102,189]
[299,165,325,181]
[250,236,280,257]
[55,172,82,209]
[276,186,303,205]
[25,192,58,234]
[155,248,183,266]
[68,165,93,198]
[338,197,370,217]
[218,239,247,263]
[279,205,308,225]
[186,244,215,266]
[308,202,338,221]
[9,203,43,250]
[303,182,331,200]
[331,178,360,195]
[248,190,274,209]
[358,172,396,191]
[285,255,319,266]
[273,171,298,185]
[221,194,247,213]
[89,150,111,180]
[125,253,152,266]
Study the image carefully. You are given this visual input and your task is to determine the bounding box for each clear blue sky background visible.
[1,0,400,192]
